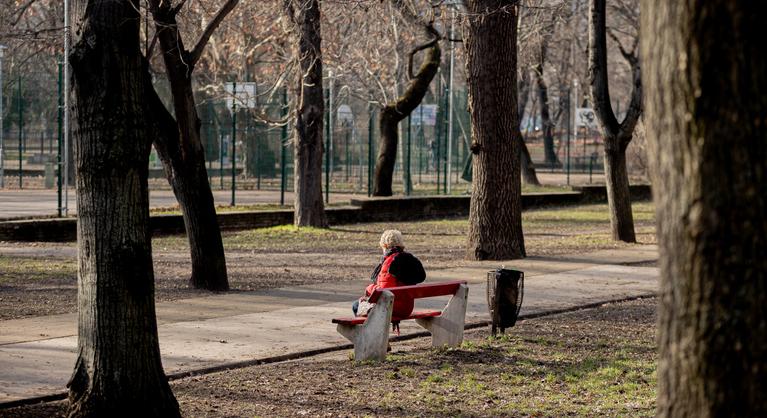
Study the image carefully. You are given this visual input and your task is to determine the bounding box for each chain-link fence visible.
[1,61,606,218]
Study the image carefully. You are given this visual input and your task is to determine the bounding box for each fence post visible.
[405,114,412,196]
[442,86,449,194]
[418,105,424,184]
[206,101,213,182]
[324,87,330,204]
[57,59,63,216]
[328,76,334,201]
[230,81,237,206]
[17,76,22,189]
[345,124,350,181]
[0,45,4,189]
[280,87,288,206]
[566,86,571,186]
[219,128,224,190]
[367,104,374,197]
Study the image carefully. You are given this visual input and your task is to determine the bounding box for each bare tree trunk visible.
[374,43,441,196]
[518,70,540,186]
[148,0,234,291]
[374,4,442,197]
[588,0,641,243]
[66,0,179,416]
[520,141,540,186]
[604,141,635,241]
[286,0,327,227]
[534,63,558,165]
[466,0,525,260]
[643,0,767,416]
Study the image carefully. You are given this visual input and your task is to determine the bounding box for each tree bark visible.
[518,70,540,186]
[588,0,642,243]
[466,0,525,260]
[286,0,328,227]
[642,0,767,416]
[603,141,635,241]
[520,141,540,186]
[66,0,180,416]
[374,42,441,196]
[149,0,229,291]
[534,62,558,166]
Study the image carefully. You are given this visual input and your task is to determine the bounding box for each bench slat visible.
[332,310,442,326]
[368,280,467,304]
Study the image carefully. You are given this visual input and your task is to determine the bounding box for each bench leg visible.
[416,284,468,347]
[336,291,394,361]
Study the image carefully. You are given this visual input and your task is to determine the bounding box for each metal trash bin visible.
[486,269,524,336]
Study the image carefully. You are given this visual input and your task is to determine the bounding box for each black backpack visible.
[389,252,426,285]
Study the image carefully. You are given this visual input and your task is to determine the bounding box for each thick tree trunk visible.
[374,42,441,196]
[588,0,641,243]
[287,0,327,227]
[149,0,229,291]
[642,0,767,416]
[466,0,525,260]
[603,142,635,241]
[66,0,179,416]
[156,147,228,290]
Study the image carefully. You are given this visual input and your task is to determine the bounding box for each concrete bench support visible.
[416,284,469,347]
[335,291,394,361]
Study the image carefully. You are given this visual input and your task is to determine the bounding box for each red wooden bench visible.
[332,280,469,361]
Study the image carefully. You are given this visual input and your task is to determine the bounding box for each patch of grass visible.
[150,202,657,257]
[371,300,657,417]
[400,367,416,378]
[153,223,354,252]
[150,203,292,216]
[524,201,655,225]
[0,255,76,283]
[521,184,573,194]
[423,373,445,384]
[224,225,350,250]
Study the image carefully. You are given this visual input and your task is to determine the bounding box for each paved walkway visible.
[0,189,362,219]
[0,245,658,404]
[0,172,603,219]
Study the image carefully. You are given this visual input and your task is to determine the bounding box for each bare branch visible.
[407,36,439,79]
[606,27,636,63]
[146,31,159,60]
[188,0,241,66]
[10,0,37,27]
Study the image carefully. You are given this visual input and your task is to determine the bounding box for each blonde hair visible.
[379,229,404,249]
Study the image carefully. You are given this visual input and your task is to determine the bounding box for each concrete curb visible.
[0,292,656,410]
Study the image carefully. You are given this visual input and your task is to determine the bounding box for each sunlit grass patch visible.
[151,202,656,256]
[523,201,655,225]
[0,255,76,283]
[350,300,658,417]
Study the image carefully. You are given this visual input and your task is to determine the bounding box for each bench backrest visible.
[368,280,467,304]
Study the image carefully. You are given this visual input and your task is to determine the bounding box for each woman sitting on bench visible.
[353,229,426,318]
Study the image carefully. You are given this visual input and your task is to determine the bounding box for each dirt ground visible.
[3,298,658,417]
[0,202,657,320]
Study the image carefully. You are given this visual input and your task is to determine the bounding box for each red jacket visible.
[365,251,415,318]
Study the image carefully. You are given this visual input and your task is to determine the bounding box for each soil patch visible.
[4,298,657,417]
